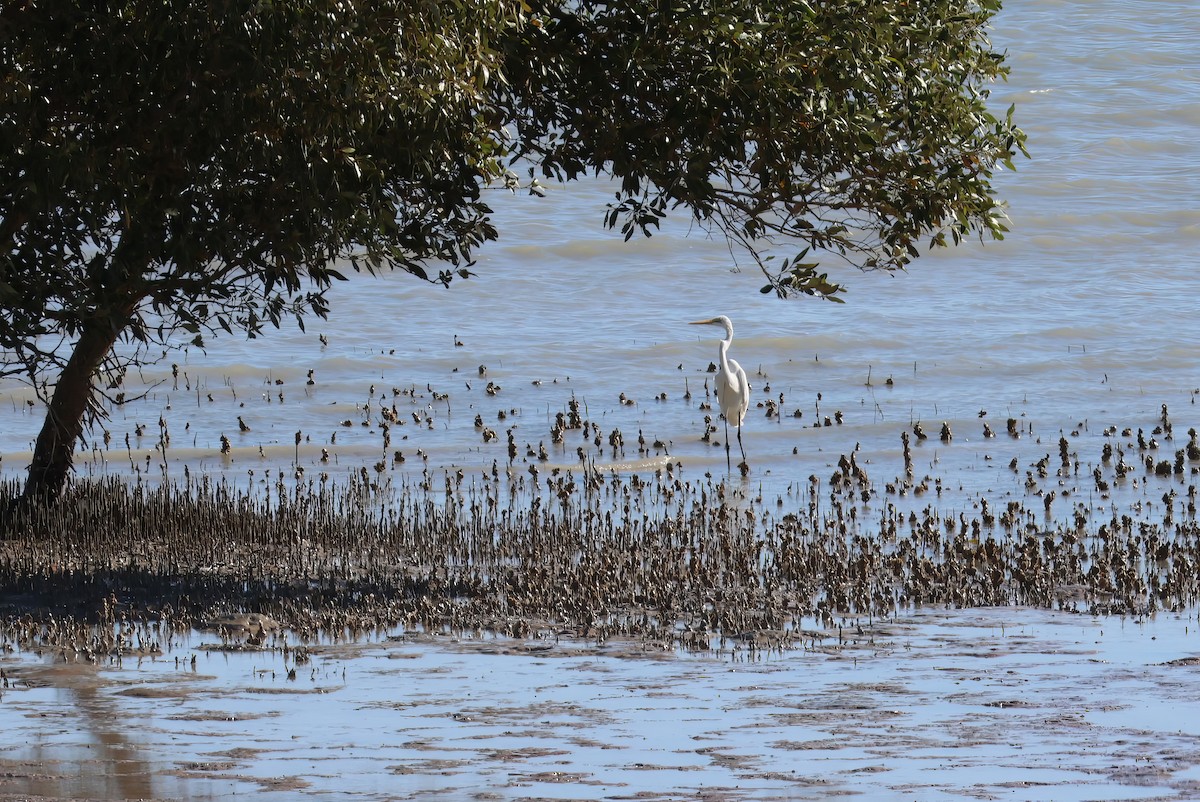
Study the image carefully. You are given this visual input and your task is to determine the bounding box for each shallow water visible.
[4,607,1200,801]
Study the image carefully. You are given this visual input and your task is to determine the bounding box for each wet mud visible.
[2,607,1200,801]
[2,416,1199,656]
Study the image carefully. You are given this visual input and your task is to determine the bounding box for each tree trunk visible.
[23,314,129,503]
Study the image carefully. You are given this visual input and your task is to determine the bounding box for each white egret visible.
[689,315,750,470]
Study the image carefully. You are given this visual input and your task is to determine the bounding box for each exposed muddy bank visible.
[2,413,1199,657]
[3,607,1200,801]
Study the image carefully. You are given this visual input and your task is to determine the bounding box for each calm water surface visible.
[2,1,1200,799]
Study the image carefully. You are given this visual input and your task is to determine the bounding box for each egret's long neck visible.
[717,330,733,373]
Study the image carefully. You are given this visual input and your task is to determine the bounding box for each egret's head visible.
[689,315,734,336]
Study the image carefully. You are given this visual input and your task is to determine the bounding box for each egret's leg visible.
[737,426,746,464]
[723,416,732,470]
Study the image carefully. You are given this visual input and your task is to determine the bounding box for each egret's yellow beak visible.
[689,318,719,326]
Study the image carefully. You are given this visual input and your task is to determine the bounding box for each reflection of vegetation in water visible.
[1,439,1198,656]
[7,663,158,799]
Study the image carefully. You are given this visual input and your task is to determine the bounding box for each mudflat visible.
[3,606,1199,801]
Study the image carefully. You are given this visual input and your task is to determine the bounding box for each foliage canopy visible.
[503,0,1025,296]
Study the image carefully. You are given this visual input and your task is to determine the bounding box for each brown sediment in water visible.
[0,420,1198,657]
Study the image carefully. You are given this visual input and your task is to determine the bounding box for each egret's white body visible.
[690,315,750,469]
